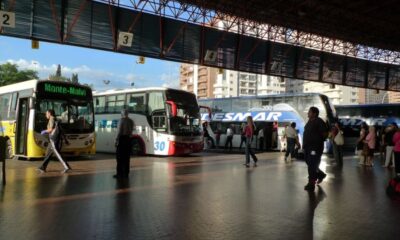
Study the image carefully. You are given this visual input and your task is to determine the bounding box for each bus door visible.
[14,98,29,155]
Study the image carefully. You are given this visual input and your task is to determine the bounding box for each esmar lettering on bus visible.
[213,113,225,121]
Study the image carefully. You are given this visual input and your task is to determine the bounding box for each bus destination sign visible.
[43,83,87,97]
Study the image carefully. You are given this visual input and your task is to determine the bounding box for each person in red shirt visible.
[244,116,258,167]
[392,127,400,176]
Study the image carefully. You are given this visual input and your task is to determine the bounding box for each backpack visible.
[386,177,400,200]
[50,120,68,144]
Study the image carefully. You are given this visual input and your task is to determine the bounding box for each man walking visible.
[114,109,135,179]
[225,124,234,151]
[303,107,329,191]
[285,122,299,162]
[37,109,71,173]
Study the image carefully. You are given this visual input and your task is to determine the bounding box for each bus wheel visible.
[131,138,144,156]
[6,139,14,159]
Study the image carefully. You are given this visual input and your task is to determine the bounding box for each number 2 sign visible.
[0,11,15,28]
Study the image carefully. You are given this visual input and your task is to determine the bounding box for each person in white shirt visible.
[258,127,264,151]
[285,122,300,161]
[225,125,234,151]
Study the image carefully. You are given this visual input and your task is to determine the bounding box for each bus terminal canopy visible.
[1,0,400,91]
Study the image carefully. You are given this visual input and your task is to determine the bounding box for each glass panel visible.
[232,99,251,112]
[35,99,94,134]
[166,90,201,136]
[128,93,146,114]
[94,96,106,113]
[106,95,117,113]
[9,92,18,119]
[148,92,165,113]
[210,99,232,112]
[0,93,11,120]
[152,111,167,132]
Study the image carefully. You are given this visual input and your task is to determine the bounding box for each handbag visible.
[334,131,344,146]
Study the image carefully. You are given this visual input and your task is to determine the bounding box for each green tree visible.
[49,64,69,81]
[71,73,79,84]
[0,63,38,86]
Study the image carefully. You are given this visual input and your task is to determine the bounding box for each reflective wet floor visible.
[1,152,400,240]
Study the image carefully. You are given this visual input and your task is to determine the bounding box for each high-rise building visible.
[358,88,388,104]
[285,79,358,105]
[179,64,217,98]
[213,70,285,98]
[180,64,285,98]
[388,91,400,103]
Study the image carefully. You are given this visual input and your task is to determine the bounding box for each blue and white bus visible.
[199,93,336,150]
[336,104,400,149]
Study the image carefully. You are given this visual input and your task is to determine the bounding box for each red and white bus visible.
[93,87,203,156]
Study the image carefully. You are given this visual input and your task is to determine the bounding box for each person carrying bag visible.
[331,122,344,165]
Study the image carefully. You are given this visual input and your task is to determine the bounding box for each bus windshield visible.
[166,90,201,135]
[35,99,94,134]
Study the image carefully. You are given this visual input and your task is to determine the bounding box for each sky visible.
[0,36,181,90]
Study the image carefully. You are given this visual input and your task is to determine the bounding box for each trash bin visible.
[0,136,6,185]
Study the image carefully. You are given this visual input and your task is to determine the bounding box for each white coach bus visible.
[93,87,203,156]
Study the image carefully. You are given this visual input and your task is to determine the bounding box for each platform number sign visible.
[204,50,217,62]
[0,11,15,28]
[118,31,133,47]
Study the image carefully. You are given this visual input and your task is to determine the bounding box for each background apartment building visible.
[180,64,285,98]
[354,88,400,104]
[214,70,285,98]
[179,64,217,98]
[388,92,400,103]
[180,63,399,104]
[285,79,358,105]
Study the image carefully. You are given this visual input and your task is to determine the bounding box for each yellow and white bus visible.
[93,87,203,156]
[0,80,95,160]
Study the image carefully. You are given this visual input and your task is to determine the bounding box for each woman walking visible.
[331,122,344,165]
[357,122,368,165]
[244,116,258,167]
[364,125,376,166]
[392,127,400,176]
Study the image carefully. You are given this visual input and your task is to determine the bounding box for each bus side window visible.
[95,96,106,113]
[148,92,164,114]
[8,92,18,119]
[115,94,125,113]
[106,95,117,113]
[0,93,11,120]
[128,93,146,114]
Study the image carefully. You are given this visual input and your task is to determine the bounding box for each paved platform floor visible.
[1,152,400,240]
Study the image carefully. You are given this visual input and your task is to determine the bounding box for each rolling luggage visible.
[386,177,400,200]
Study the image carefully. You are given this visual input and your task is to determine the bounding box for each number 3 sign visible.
[118,31,134,47]
[0,11,15,28]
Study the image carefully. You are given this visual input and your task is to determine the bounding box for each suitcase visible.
[386,177,400,200]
